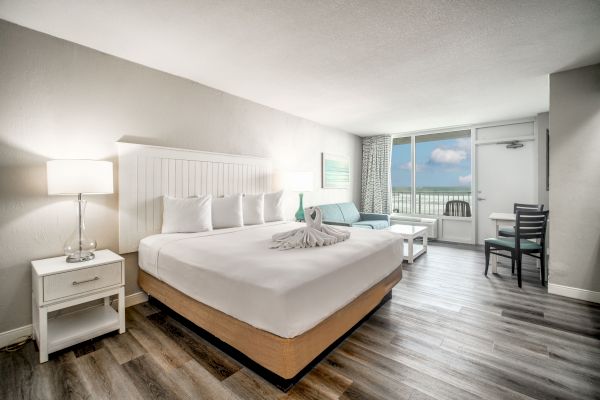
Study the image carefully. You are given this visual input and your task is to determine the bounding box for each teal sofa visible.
[317,202,390,230]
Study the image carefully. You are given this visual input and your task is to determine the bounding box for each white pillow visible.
[264,190,285,222]
[212,194,244,229]
[162,195,212,233]
[242,193,265,225]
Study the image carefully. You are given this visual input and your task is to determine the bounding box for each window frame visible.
[391,129,474,219]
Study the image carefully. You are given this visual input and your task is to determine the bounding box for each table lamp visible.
[287,171,313,221]
[47,160,114,262]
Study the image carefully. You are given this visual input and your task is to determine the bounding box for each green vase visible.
[295,193,305,221]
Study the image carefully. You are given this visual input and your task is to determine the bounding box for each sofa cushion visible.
[352,220,389,230]
[360,212,391,223]
[319,204,345,223]
[338,202,361,223]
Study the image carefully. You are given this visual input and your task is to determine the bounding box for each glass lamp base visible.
[64,196,97,263]
[66,251,95,263]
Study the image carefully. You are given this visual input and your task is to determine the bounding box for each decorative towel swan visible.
[270,206,350,250]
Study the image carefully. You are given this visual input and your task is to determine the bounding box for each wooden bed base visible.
[138,266,402,384]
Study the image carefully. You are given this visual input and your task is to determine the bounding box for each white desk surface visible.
[489,212,515,221]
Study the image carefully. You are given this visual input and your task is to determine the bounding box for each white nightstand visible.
[31,249,125,363]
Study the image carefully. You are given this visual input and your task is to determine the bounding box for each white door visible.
[476,141,537,243]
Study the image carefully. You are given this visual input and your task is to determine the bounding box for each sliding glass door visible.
[391,130,472,217]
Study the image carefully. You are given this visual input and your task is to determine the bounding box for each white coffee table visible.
[388,224,428,263]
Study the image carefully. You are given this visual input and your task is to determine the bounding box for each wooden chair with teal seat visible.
[498,203,544,238]
[485,210,549,288]
[498,203,545,274]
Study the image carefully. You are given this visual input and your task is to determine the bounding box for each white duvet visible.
[138,221,403,338]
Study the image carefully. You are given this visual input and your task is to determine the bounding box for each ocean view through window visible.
[392,130,471,216]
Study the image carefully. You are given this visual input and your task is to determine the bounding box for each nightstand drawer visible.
[43,262,122,302]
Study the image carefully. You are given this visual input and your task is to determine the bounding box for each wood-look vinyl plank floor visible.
[2,242,599,399]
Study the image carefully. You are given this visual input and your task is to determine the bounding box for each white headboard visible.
[117,142,272,253]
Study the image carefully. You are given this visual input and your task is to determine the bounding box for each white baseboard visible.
[113,291,149,308]
[127,291,149,307]
[548,283,600,303]
[0,291,149,349]
[0,324,33,349]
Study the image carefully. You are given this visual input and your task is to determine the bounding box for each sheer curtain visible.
[361,135,392,214]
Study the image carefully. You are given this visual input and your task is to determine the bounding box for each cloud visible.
[458,174,472,185]
[430,147,467,164]
[399,161,423,172]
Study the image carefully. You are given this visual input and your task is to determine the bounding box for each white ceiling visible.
[1,1,600,135]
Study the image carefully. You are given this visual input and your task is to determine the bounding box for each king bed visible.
[118,142,403,389]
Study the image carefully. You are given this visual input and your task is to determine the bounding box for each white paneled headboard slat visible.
[117,142,272,253]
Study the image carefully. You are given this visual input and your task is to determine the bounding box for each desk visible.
[488,213,515,273]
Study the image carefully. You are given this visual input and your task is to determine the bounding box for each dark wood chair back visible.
[515,210,549,250]
[444,200,471,217]
[514,203,544,213]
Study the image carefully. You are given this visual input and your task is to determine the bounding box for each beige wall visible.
[0,20,362,333]
[548,63,600,293]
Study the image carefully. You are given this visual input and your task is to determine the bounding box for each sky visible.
[391,137,471,189]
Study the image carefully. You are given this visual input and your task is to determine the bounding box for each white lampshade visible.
[285,171,313,192]
[47,160,114,195]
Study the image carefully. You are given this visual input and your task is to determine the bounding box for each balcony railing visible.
[392,191,472,216]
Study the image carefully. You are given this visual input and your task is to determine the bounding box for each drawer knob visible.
[72,276,100,285]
